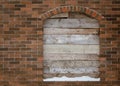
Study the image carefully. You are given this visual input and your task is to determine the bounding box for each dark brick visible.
[112,8,120,11]
[32,1,43,4]
[27,18,38,21]
[12,8,21,11]
[9,1,20,4]
[21,54,31,58]
[10,15,20,17]
[0,24,3,27]
[4,31,14,34]
[9,28,20,31]
[106,38,117,41]
[27,58,37,61]
[106,51,117,54]
[112,1,120,4]
[22,21,31,24]
[0,48,8,51]
[111,15,120,17]
[118,31,120,34]
[106,17,117,21]
[9,61,20,64]
[32,8,43,11]
[4,58,14,61]
[15,4,26,7]
[112,21,120,24]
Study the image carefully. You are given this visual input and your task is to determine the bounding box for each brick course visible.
[0,0,119,86]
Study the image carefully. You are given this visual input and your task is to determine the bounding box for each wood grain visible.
[44,53,99,60]
[44,73,99,78]
[44,19,99,28]
[50,13,68,18]
[44,45,99,54]
[44,28,99,35]
[44,67,99,73]
[44,60,99,68]
[44,35,99,44]
[43,14,100,78]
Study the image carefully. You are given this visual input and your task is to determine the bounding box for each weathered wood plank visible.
[44,45,99,54]
[50,13,68,18]
[44,19,99,28]
[44,61,99,68]
[44,35,99,44]
[44,73,99,78]
[44,28,98,35]
[69,12,92,19]
[44,67,99,73]
[44,53,99,60]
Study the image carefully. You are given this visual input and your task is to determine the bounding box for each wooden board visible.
[44,19,99,28]
[44,67,99,73]
[50,13,68,18]
[44,73,99,78]
[44,28,98,35]
[69,12,92,19]
[44,61,99,68]
[44,45,99,54]
[44,35,99,44]
[43,14,100,78]
[44,53,99,60]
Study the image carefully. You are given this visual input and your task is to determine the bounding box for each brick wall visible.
[0,0,119,86]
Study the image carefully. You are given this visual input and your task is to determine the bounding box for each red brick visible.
[85,8,91,15]
[0,0,119,86]
[61,6,68,13]
[92,11,97,18]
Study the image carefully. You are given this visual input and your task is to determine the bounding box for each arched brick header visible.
[40,5,104,21]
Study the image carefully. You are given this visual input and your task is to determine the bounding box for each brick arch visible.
[40,5,104,21]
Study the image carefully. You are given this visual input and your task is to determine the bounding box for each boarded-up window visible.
[43,12,100,81]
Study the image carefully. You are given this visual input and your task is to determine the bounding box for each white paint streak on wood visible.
[44,19,99,28]
[44,45,99,54]
[44,28,98,35]
[44,35,99,44]
[44,61,99,68]
[44,53,99,60]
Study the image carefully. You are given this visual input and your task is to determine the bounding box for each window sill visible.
[43,76,100,81]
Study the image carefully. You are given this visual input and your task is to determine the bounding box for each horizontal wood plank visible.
[44,73,99,78]
[44,67,99,73]
[44,28,99,35]
[44,53,99,60]
[44,45,99,54]
[69,12,93,19]
[44,19,99,28]
[44,35,99,44]
[50,13,68,18]
[44,61,99,68]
